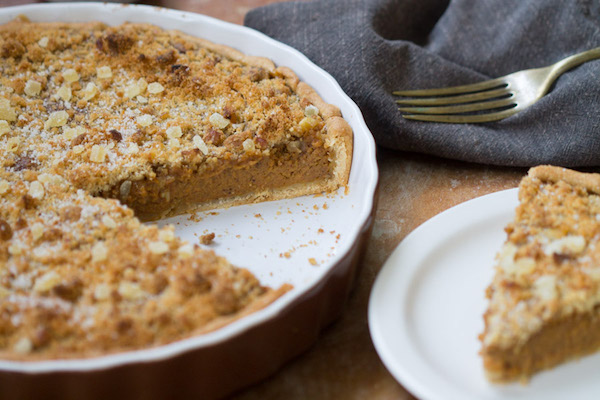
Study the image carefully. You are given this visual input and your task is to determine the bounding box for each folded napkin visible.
[245,0,600,167]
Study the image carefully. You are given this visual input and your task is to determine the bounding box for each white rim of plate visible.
[0,2,378,373]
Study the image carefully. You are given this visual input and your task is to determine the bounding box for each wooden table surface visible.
[1,1,528,398]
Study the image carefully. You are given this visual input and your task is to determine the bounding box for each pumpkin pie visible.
[481,166,600,382]
[0,17,351,360]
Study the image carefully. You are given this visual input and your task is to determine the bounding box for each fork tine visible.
[395,88,510,106]
[402,108,519,123]
[398,97,516,115]
[393,78,506,97]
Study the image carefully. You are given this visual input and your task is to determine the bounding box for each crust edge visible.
[529,165,600,194]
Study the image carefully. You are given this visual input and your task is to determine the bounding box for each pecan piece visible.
[204,128,224,146]
[22,194,37,210]
[171,64,189,73]
[96,33,134,55]
[72,134,86,146]
[109,129,122,142]
[52,278,83,302]
[155,50,176,65]
[14,155,37,171]
[131,129,145,145]
[0,219,13,241]
[61,205,81,222]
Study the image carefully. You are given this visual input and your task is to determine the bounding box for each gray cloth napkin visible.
[245,0,600,167]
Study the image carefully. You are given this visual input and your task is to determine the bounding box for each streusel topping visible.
[483,167,600,349]
[0,169,280,360]
[0,18,302,360]
[0,18,327,196]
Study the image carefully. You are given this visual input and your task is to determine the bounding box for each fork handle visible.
[548,47,600,81]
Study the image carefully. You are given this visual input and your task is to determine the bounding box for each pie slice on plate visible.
[481,165,600,382]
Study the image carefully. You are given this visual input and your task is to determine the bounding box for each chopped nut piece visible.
[90,144,107,163]
[94,284,111,301]
[544,235,586,256]
[178,243,194,259]
[147,82,165,94]
[137,78,148,92]
[168,138,180,148]
[118,282,146,300]
[37,173,62,186]
[304,105,319,117]
[0,98,16,122]
[0,180,9,195]
[62,68,80,83]
[109,129,122,141]
[120,180,132,198]
[30,222,44,241]
[166,126,183,139]
[13,338,33,355]
[96,66,113,79]
[81,82,99,101]
[91,242,108,263]
[44,110,69,129]
[34,271,61,293]
[7,137,20,152]
[56,85,72,102]
[62,126,85,140]
[158,229,175,242]
[533,275,558,302]
[24,80,42,97]
[149,240,169,255]
[192,134,208,155]
[125,82,142,99]
[136,95,148,104]
[28,181,45,200]
[8,243,22,256]
[209,112,230,129]
[38,37,49,48]
[0,120,9,136]
[72,145,85,154]
[136,114,153,127]
[299,116,318,132]
[0,219,12,241]
[101,215,117,229]
[242,138,255,152]
[126,142,139,154]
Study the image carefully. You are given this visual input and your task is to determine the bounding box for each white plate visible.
[0,3,378,372]
[369,188,600,400]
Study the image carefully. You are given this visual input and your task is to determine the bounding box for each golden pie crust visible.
[480,166,600,382]
[0,17,352,360]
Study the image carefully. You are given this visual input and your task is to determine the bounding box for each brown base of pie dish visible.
[0,186,377,400]
[482,304,600,383]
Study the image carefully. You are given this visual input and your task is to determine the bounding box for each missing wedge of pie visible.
[480,166,600,382]
[0,17,352,360]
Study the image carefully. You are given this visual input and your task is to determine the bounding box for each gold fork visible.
[394,47,600,123]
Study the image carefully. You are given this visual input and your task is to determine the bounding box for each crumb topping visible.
[0,18,313,361]
[0,170,273,360]
[483,169,600,349]
[0,19,328,197]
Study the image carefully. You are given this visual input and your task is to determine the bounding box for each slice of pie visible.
[0,170,291,360]
[480,165,600,382]
[0,18,351,360]
[0,18,352,221]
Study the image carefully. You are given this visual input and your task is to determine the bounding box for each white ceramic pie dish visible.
[0,3,378,399]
